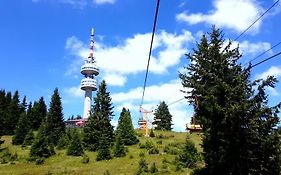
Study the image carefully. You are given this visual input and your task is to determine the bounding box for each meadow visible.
[0,130,202,175]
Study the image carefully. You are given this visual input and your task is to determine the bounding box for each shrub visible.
[148,146,159,154]
[81,154,90,164]
[103,170,111,175]
[149,129,155,137]
[66,129,84,156]
[150,162,158,174]
[135,157,148,174]
[176,140,199,168]
[139,152,145,158]
[35,158,44,165]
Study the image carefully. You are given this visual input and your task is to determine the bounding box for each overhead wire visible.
[233,0,280,41]
[243,41,281,67]
[250,51,281,69]
[140,0,161,107]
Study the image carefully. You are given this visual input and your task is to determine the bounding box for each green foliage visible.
[84,80,114,151]
[22,130,35,146]
[135,157,148,175]
[35,158,45,165]
[179,26,281,174]
[150,162,158,174]
[114,135,126,157]
[103,170,111,175]
[46,88,65,145]
[149,129,155,137]
[153,101,173,131]
[0,148,18,164]
[139,140,154,150]
[96,134,112,161]
[176,138,199,168]
[29,122,55,161]
[83,114,100,151]
[56,133,70,150]
[148,146,159,154]
[66,129,84,156]
[81,154,90,164]
[12,112,30,145]
[1,90,22,135]
[116,108,139,145]
[30,97,47,131]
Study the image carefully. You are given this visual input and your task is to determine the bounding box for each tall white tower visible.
[81,28,99,119]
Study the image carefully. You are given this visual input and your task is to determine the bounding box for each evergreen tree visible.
[83,113,101,151]
[19,96,27,114]
[114,135,126,157]
[29,122,55,160]
[67,129,84,156]
[96,133,112,161]
[153,101,173,131]
[179,27,281,175]
[5,91,21,135]
[116,108,139,145]
[46,88,65,145]
[57,133,70,150]
[23,130,35,146]
[176,138,199,168]
[149,128,155,137]
[0,90,6,136]
[83,80,114,150]
[31,97,47,130]
[12,112,30,145]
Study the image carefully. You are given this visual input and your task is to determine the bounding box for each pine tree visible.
[29,122,55,160]
[96,133,112,161]
[19,96,27,114]
[5,91,21,135]
[179,27,281,175]
[153,101,173,131]
[67,129,84,156]
[12,112,30,145]
[46,88,65,145]
[31,97,47,130]
[57,133,70,150]
[116,108,139,145]
[23,130,35,146]
[83,113,101,151]
[114,135,126,157]
[0,90,6,136]
[176,138,199,168]
[83,80,114,150]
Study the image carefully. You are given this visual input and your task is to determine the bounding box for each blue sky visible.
[1,0,281,131]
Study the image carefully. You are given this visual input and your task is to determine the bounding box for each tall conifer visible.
[153,101,173,131]
[179,27,281,175]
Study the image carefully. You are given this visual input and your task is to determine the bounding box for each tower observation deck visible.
[81,28,99,119]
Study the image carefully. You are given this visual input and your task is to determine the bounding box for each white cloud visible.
[256,66,281,80]
[94,0,115,5]
[63,85,84,98]
[224,40,271,57]
[176,0,264,33]
[104,73,127,86]
[65,30,194,85]
[239,41,271,56]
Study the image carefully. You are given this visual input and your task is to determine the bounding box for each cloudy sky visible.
[1,0,281,131]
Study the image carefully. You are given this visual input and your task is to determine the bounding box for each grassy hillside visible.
[0,130,202,175]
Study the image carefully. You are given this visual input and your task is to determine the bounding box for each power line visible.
[167,97,186,107]
[250,51,281,69]
[243,41,281,67]
[234,0,280,41]
[140,0,160,106]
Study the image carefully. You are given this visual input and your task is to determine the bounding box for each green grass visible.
[0,130,202,175]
